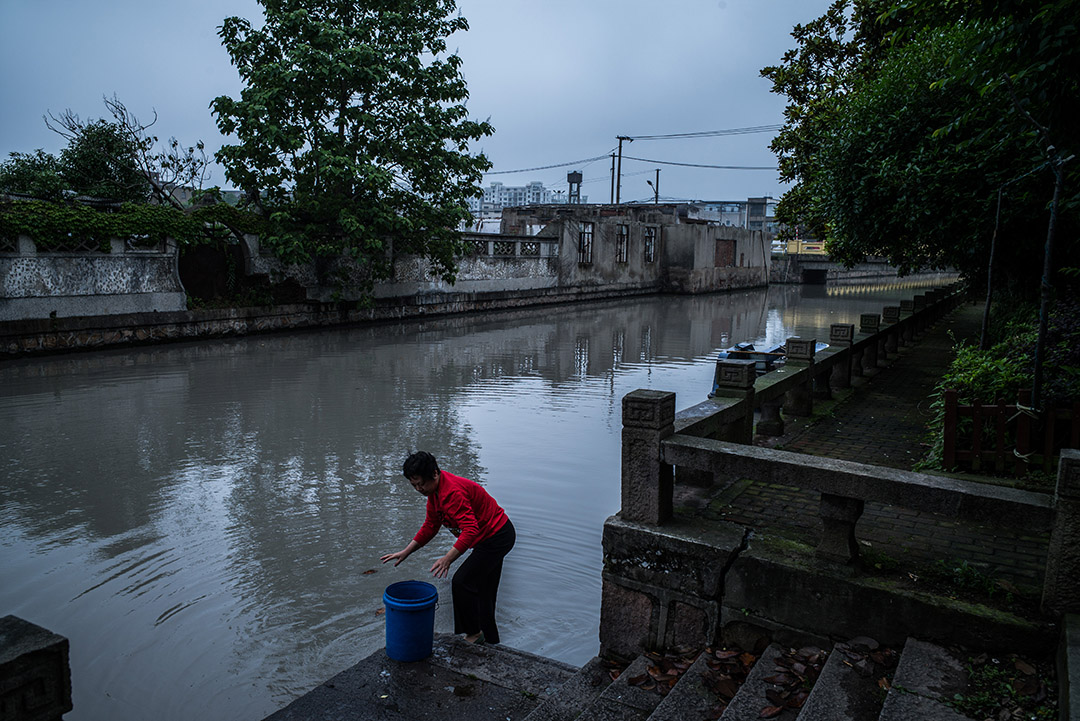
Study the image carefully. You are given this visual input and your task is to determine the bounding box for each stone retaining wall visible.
[0,282,657,357]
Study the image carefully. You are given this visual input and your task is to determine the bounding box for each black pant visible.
[452,519,515,644]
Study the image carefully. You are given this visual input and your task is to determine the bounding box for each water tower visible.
[567,171,583,204]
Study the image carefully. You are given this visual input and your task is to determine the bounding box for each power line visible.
[629,125,782,141]
[484,153,611,176]
[621,155,776,170]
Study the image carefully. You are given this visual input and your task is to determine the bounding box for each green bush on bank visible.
[919,295,1080,474]
[0,198,265,252]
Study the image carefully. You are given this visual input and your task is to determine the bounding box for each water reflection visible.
[0,274,955,721]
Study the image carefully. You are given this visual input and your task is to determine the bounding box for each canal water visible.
[0,276,954,720]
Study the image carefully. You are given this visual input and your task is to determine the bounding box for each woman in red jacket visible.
[381,451,515,645]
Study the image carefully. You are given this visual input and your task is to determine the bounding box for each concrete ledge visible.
[1062,614,1080,721]
[0,615,72,721]
[721,541,1053,656]
[661,435,1053,527]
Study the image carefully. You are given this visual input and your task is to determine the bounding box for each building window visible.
[643,226,657,263]
[578,221,594,264]
[616,224,629,264]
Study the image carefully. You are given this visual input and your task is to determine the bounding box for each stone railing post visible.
[913,294,928,337]
[0,615,72,721]
[883,306,901,352]
[829,324,854,389]
[711,359,756,444]
[817,493,864,565]
[782,337,816,417]
[622,390,675,525]
[1043,449,1080,615]
[859,314,881,371]
[899,300,916,344]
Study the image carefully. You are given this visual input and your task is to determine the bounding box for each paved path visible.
[714,301,1050,589]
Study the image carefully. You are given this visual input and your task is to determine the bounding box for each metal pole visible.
[610,154,615,204]
[616,136,632,204]
[1032,153,1068,410]
[654,169,660,204]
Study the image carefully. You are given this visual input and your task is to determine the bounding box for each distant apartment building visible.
[468,181,587,214]
[693,197,779,233]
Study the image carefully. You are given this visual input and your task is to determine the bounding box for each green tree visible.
[47,96,212,209]
[762,0,1079,291]
[211,0,493,290]
[56,119,152,203]
[0,150,66,200]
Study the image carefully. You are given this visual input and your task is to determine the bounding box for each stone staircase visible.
[263,627,1068,720]
[520,636,981,721]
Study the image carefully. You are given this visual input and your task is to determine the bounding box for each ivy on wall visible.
[0,199,265,252]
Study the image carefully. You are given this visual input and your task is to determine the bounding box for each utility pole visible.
[609,154,616,204]
[653,169,659,203]
[616,136,632,204]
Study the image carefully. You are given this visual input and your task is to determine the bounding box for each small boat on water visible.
[710,339,828,395]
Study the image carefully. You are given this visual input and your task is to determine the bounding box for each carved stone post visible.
[883,306,901,352]
[0,615,72,721]
[913,295,928,337]
[756,398,785,437]
[1043,450,1080,615]
[622,390,675,525]
[817,494,864,565]
[812,365,833,400]
[782,337,815,417]
[829,324,854,390]
[899,300,915,344]
[711,359,756,444]
[859,314,881,371]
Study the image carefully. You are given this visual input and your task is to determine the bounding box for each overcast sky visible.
[1,0,831,203]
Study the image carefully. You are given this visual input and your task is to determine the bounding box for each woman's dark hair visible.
[403,451,439,481]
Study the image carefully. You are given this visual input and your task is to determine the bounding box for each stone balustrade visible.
[600,284,1077,658]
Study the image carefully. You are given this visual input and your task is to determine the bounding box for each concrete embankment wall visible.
[769,254,901,284]
[0,281,659,357]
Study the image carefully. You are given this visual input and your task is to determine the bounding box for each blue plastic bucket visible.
[382,580,438,662]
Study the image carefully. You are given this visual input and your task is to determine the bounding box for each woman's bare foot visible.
[463,632,483,644]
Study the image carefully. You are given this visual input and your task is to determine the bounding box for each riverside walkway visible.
[712,300,1050,589]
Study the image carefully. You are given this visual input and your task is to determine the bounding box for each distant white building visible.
[693,197,779,233]
[468,181,586,214]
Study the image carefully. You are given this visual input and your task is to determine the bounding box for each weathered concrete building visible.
[500,203,771,296]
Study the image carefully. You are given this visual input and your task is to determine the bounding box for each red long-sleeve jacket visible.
[412,471,508,553]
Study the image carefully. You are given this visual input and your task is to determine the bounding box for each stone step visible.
[796,638,892,721]
[717,643,791,720]
[575,655,667,721]
[523,656,614,721]
[878,637,972,721]
[645,651,728,721]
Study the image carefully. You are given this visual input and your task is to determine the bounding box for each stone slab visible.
[717,642,784,721]
[0,615,72,721]
[647,652,723,721]
[797,643,884,721]
[891,637,967,701]
[1063,614,1080,721]
[523,656,612,721]
[576,655,663,721]
[263,635,571,721]
[878,691,971,721]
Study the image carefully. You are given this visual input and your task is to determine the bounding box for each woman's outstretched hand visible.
[430,556,453,578]
[381,549,409,566]
[429,547,462,578]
